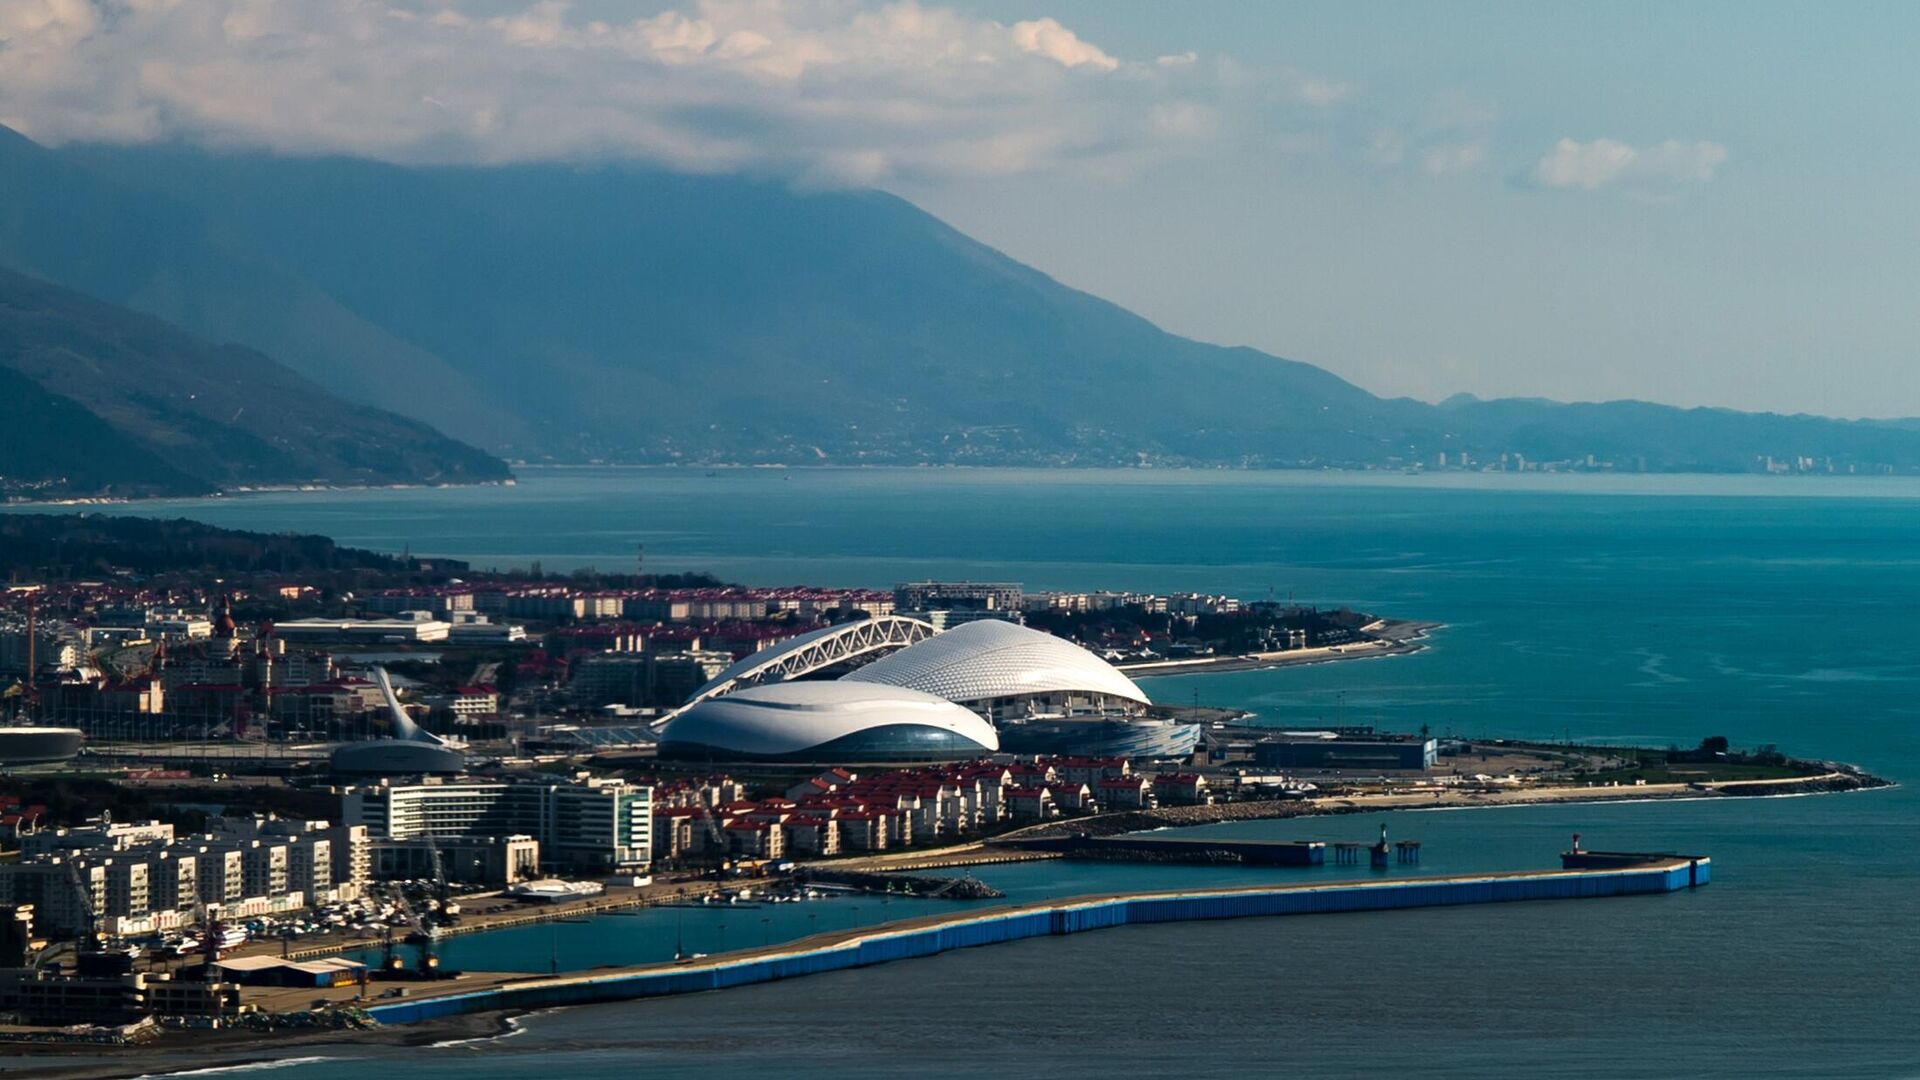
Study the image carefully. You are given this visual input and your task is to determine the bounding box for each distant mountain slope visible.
[3,126,1919,472]
[0,267,511,497]
[0,364,208,498]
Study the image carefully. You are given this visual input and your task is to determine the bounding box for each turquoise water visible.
[16,468,1920,1076]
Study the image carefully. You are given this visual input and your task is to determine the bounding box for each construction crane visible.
[65,860,98,951]
[393,884,439,977]
[691,794,731,874]
[423,830,458,925]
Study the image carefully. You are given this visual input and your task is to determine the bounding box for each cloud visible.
[1419,140,1485,176]
[1531,137,1728,190]
[1011,16,1117,72]
[1367,129,1405,165]
[0,0,1295,183]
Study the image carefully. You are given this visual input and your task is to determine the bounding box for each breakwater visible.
[798,868,1005,899]
[365,856,1709,1025]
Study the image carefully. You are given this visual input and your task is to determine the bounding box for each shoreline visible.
[2,478,516,509]
[986,767,1892,845]
[11,770,1880,1078]
[1122,619,1439,680]
[27,856,1710,1079]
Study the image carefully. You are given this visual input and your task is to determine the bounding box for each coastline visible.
[988,767,1892,845]
[2,478,516,509]
[24,856,1712,1080]
[1121,619,1439,679]
[8,1010,523,1080]
[9,769,1881,1078]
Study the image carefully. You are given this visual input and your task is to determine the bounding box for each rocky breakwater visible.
[798,868,1005,899]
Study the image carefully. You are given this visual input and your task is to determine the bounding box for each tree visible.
[1699,735,1730,755]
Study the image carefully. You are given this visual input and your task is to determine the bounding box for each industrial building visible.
[1254,734,1438,771]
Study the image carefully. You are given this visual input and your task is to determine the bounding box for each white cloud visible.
[0,0,1277,182]
[1010,16,1117,72]
[1532,137,1728,190]
[1419,140,1485,176]
[1289,74,1352,108]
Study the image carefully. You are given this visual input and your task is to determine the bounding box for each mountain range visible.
[0,263,507,499]
[4,123,1920,483]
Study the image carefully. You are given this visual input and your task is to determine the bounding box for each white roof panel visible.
[844,620,1149,706]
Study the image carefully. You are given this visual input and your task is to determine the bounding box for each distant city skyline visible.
[1,1,1913,416]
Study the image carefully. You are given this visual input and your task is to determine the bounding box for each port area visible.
[1,853,1715,1074]
[257,854,1709,1026]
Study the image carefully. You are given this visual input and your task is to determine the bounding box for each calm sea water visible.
[18,468,1920,1077]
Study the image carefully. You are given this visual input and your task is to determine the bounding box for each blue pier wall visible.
[367,859,1709,1025]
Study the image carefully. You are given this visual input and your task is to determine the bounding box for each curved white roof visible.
[658,681,998,758]
[844,620,1150,706]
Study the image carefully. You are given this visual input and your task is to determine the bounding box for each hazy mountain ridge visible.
[0,265,511,498]
[4,126,1919,473]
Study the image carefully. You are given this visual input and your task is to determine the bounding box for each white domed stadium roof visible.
[844,620,1150,707]
[657,681,998,762]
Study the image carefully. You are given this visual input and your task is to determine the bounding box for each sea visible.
[16,466,1920,1077]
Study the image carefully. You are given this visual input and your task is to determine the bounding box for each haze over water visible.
[40,467,1920,1077]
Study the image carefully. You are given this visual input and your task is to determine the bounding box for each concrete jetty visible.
[365,855,1710,1025]
[1013,833,1330,865]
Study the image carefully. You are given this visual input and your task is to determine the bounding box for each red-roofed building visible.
[723,820,784,859]
[1050,781,1095,813]
[1051,757,1131,786]
[1006,787,1056,820]
[835,811,888,852]
[1098,776,1153,809]
[1151,773,1212,806]
[783,815,839,856]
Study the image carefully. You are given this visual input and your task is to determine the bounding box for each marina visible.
[360,854,1710,1025]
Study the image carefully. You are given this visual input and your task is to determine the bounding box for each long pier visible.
[1012,833,1331,865]
[365,855,1709,1025]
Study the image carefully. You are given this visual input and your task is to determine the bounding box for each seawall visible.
[366,857,1709,1025]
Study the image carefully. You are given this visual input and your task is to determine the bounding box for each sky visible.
[1,1,1915,416]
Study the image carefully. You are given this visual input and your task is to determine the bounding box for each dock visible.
[362,854,1710,1025]
[1019,833,1330,866]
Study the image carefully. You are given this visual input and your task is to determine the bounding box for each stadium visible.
[655,619,1197,763]
[654,681,998,763]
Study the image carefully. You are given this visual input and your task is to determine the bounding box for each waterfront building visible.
[1096,776,1154,808]
[1253,735,1437,771]
[371,835,540,885]
[1150,773,1213,805]
[1006,787,1056,820]
[894,581,1025,614]
[896,608,1024,630]
[0,817,368,937]
[343,774,652,873]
